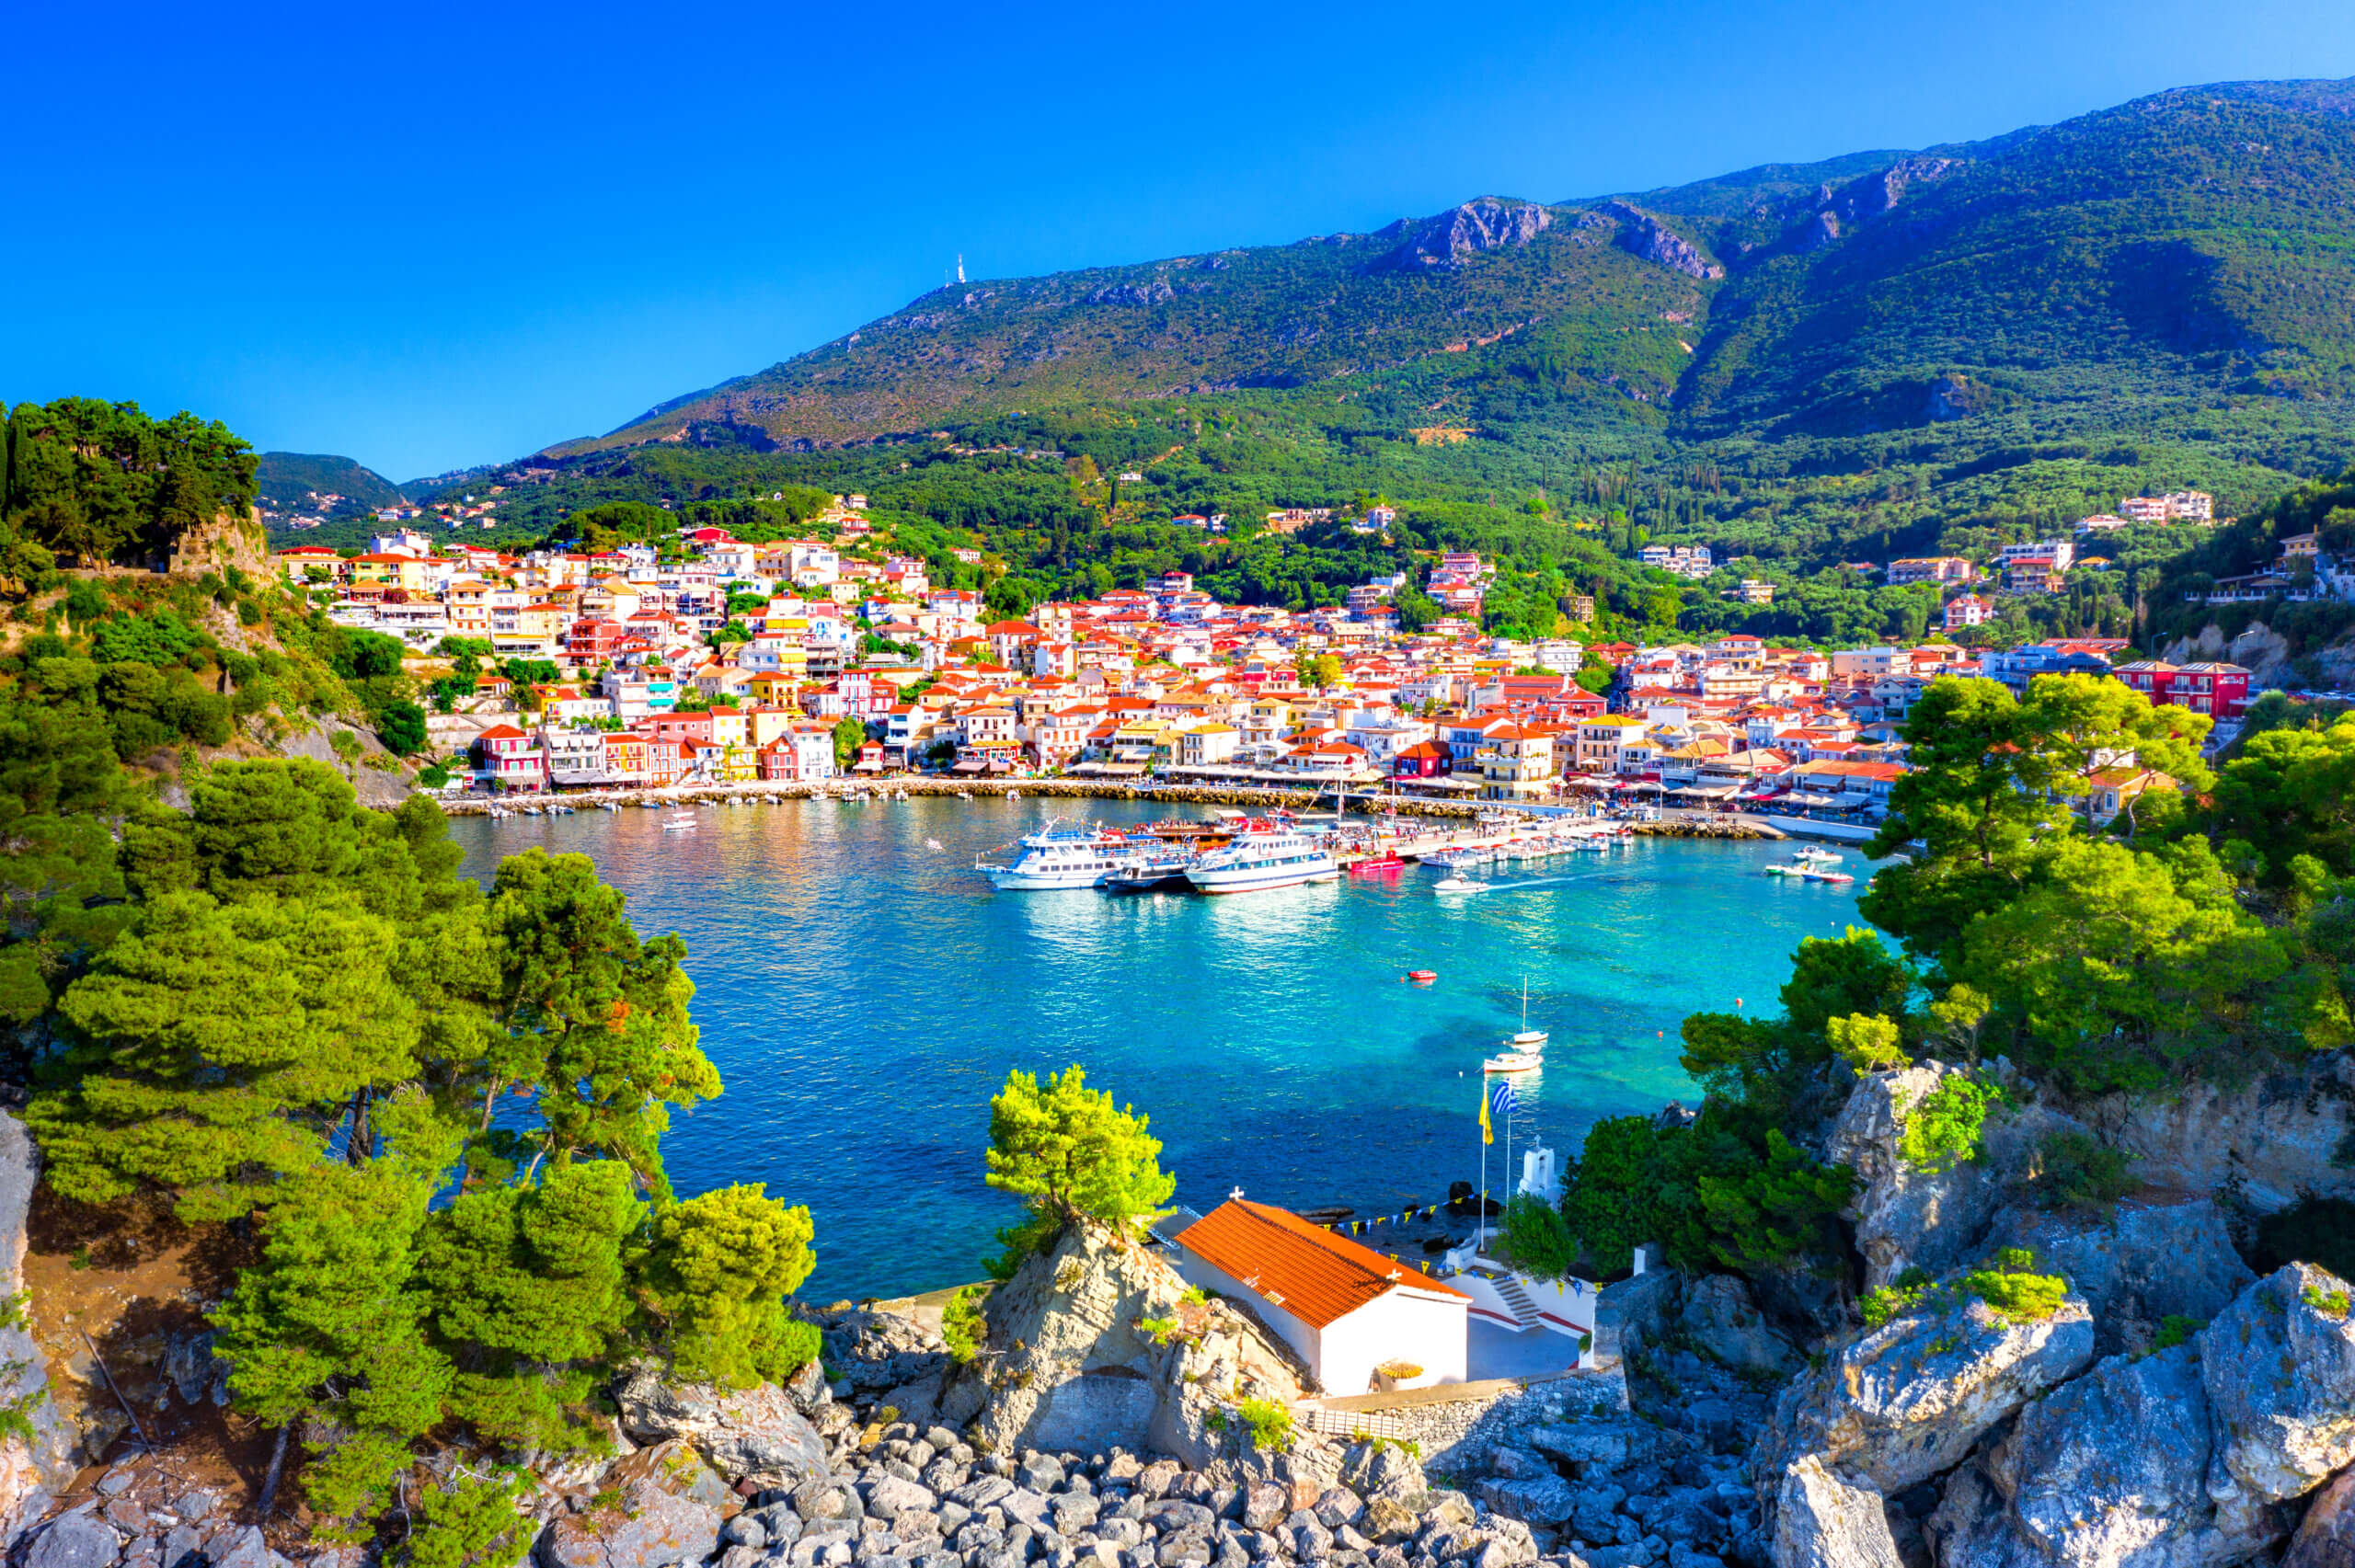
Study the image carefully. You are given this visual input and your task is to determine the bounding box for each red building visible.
[565,618,628,664]
[2110,660,2252,720]
[1393,739,1452,779]
[471,725,546,793]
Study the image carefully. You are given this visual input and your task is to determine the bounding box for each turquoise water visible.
[447,803,1868,1302]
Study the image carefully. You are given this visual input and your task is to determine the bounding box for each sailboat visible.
[1483,979,1548,1073]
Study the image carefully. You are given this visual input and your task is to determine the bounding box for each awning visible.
[1097,761,1149,776]
[851,758,885,772]
[951,759,988,773]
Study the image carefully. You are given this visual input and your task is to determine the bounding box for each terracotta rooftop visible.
[1176,1199,1467,1328]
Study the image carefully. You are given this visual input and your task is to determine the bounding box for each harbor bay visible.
[451,799,1869,1301]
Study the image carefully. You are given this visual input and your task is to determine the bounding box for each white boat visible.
[1183,824,1339,895]
[976,819,1137,890]
[1485,979,1549,1070]
[661,811,698,832]
[1432,876,1489,894]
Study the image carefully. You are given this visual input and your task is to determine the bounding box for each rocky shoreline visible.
[6,1054,2348,1568]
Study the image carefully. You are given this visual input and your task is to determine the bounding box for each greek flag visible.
[1488,1078,1517,1127]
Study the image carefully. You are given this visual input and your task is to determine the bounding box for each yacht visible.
[1103,848,1195,894]
[976,819,1136,890]
[1182,824,1340,895]
[1484,979,1548,1072]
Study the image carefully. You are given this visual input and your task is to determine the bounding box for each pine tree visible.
[984,1065,1176,1232]
[642,1184,818,1389]
[32,891,419,1219]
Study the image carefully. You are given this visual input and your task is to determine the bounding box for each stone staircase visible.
[1475,1263,1540,1329]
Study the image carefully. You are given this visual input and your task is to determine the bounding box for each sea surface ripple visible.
[449,800,1868,1300]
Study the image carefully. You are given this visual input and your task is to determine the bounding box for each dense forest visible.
[2,399,258,572]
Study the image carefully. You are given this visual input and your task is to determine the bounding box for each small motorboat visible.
[661,812,698,832]
[1404,970,1438,985]
[1482,1048,1545,1074]
[1432,876,1489,894]
[1351,853,1406,876]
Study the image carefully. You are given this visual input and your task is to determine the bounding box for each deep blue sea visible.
[448,801,1867,1302]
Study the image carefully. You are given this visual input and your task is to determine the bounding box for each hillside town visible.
[276,493,2276,815]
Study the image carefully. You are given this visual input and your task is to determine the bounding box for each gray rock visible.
[1982,1345,2279,1568]
[1990,1196,2257,1356]
[172,1494,214,1526]
[2098,1055,2355,1215]
[1770,1459,1900,1568]
[1595,201,1724,280]
[2202,1264,2355,1505]
[207,1527,274,1568]
[1763,1274,2094,1494]
[1530,1427,1637,1478]
[867,1478,938,1518]
[614,1364,833,1488]
[2286,1467,2355,1568]
[1596,1276,1681,1362]
[1389,200,1553,269]
[29,1514,121,1568]
[536,1440,730,1568]
[1678,1277,1797,1378]
[1480,1481,1576,1529]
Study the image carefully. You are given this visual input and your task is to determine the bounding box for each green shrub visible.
[1829,1013,1909,1076]
[406,1471,533,1568]
[1965,1249,2070,1323]
[1900,1074,2009,1174]
[1235,1397,1292,1452]
[2154,1314,2205,1350]
[942,1284,989,1365]
[1499,1193,1578,1281]
[1859,1265,1936,1329]
[1139,1316,1182,1344]
[2303,1285,2351,1320]
[2033,1130,2134,1211]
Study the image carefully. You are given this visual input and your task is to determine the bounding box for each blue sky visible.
[6,0,2351,481]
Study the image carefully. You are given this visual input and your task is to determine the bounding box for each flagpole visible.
[1477,1076,1487,1257]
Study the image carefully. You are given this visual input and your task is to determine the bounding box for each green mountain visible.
[557,77,2355,463]
[256,451,407,512]
[416,77,2355,653]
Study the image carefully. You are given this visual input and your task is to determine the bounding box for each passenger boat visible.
[975,819,1136,890]
[1182,824,1340,894]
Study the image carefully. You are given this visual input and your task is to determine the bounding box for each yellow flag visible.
[1479,1084,1493,1145]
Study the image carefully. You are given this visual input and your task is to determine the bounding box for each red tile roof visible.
[1177,1199,1467,1328]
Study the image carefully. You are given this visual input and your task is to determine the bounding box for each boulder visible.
[536,1440,732,1568]
[25,1512,119,1568]
[1824,1061,2081,1293]
[1771,1458,1901,1568]
[1679,1276,1798,1377]
[2286,1468,2355,1568]
[948,1220,1309,1461]
[1988,1196,2255,1356]
[613,1365,831,1489]
[1596,1271,1681,1361]
[2201,1264,2355,1505]
[1966,1345,2283,1568]
[1763,1274,2095,1494]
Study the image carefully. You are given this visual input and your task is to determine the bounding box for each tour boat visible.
[975,819,1136,890]
[1404,970,1438,985]
[1181,825,1340,894]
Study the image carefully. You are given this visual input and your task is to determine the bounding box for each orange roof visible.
[1177,1199,1467,1328]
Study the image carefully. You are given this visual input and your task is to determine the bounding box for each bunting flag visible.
[1479,1082,1494,1145]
